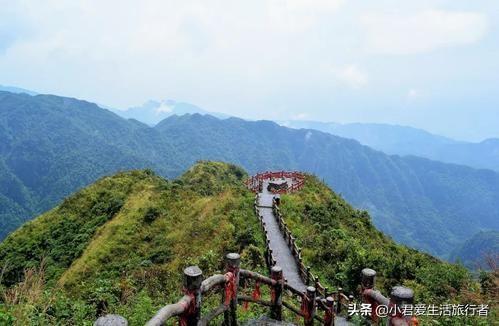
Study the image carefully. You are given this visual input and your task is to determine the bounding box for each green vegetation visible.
[154,113,499,259]
[279,176,462,297]
[0,90,180,239]
[0,162,266,324]
[279,176,497,325]
[450,231,499,270]
[1,90,499,261]
[0,162,496,324]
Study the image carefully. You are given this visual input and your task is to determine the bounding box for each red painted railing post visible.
[388,286,414,326]
[361,268,378,323]
[270,266,284,321]
[223,253,240,326]
[302,286,317,326]
[336,288,343,315]
[323,296,335,326]
[180,266,203,326]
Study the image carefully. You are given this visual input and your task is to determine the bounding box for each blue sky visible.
[0,0,498,141]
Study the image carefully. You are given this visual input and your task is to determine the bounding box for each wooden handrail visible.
[246,171,305,193]
[110,252,418,326]
[360,268,416,325]
[198,304,227,326]
[271,196,333,299]
[240,269,276,286]
[200,274,225,294]
[145,295,192,326]
[238,295,273,307]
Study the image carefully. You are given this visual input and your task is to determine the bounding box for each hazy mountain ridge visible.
[112,99,230,125]
[0,91,498,261]
[0,85,37,96]
[281,120,499,172]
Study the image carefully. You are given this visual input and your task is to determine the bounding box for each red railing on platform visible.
[245,171,305,194]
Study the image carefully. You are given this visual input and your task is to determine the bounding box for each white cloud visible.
[0,0,497,138]
[407,88,419,99]
[155,102,174,114]
[336,64,368,88]
[361,10,488,55]
[292,112,309,120]
[267,0,345,31]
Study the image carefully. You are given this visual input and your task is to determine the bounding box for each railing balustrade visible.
[95,172,417,325]
[140,253,354,326]
[245,171,305,194]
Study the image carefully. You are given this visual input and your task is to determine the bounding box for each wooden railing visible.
[271,198,334,300]
[94,254,418,326]
[250,171,351,315]
[253,192,353,324]
[361,268,417,325]
[93,256,419,326]
[143,253,350,326]
[245,171,305,194]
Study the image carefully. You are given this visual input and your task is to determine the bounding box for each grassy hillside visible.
[0,162,264,324]
[0,162,496,324]
[280,176,466,300]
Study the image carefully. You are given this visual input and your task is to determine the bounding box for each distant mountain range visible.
[108,96,499,172]
[1,90,498,262]
[5,85,497,173]
[280,120,499,172]
[111,99,230,125]
[0,85,38,96]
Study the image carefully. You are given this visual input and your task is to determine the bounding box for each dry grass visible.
[0,260,61,325]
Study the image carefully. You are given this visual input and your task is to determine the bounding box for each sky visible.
[0,0,498,141]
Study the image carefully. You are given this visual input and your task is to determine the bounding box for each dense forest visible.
[1,91,498,261]
[0,162,495,324]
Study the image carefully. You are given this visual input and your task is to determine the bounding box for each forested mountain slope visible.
[1,91,498,260]
[0,91,181,238]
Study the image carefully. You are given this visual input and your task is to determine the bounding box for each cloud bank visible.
[0,0,497,140]
[361,10,488,55]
